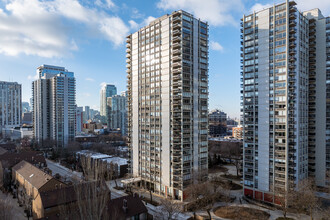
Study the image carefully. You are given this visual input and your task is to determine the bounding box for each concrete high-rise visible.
[0,81,22,133]
[100,84,117,120]
[302,9,330,188]
[241,0,330,203]
[126,10,209,200]
[107,93,127,136]
[32,65,76,147]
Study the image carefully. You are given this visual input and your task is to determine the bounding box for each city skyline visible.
[1,0,330,118]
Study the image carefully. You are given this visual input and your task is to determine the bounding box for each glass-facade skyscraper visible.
[100,84,117,119]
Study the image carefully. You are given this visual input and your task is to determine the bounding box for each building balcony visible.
[289,28,297,34]
[289,20,297,27]
[172,30,181,36]
[172,23,182,30]
[172,36,181,42]
[172,49,181,55]
[172,42,181,49]
[289,6,297,13]
[172,68,182,74]
[172,55,182,62]
[172,62,181,68]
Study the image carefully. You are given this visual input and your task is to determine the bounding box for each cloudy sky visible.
[0,0,330,117]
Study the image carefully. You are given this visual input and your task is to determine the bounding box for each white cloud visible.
[295,0,330,16]
[250,1,330,16]
[129,20,139,30]
[143,16,156,26]
[210,41,224,52]
[249,3,272,13]
[100,82,107,88]
[128,16,156,32]
[0,0,129,58]
[85,77,95,82]
[157,0,244,26]
[100,17,130,46]
[27,73,39,80]
[95,0,115,9]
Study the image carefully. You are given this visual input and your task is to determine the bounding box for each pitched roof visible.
[39,185,76,208]
[39,181,109,209]
[0,151,45,169]
[0,143,16,151]
[0,147,7,155]
[12,160,53,189]
[108,195,148,219]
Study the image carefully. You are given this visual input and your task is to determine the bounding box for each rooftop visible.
[12,160,54,189]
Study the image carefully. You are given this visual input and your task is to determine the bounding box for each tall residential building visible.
[126,10,209,200]
[302,9,330,187]
[100,84,117,118]
[107,94,127,136]
[0,81,22,133]
[241,0,330,203]
[33,65,76,147]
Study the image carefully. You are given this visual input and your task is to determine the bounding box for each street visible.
[46,159,83,182]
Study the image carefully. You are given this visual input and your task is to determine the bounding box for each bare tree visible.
[291,179,320,220]
[186,180,224,220]
[0,196,14,220]
[276,186,296,219]
[160,198,182,220]
[74,181,110,220]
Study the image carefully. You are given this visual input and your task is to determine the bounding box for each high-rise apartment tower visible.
[33,65,76,147]
[107,93,127,136]
[126,10,209,200]
[0,81,21,133]
[241,0,330,203]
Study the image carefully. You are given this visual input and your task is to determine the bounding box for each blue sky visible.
[0,0,329,118]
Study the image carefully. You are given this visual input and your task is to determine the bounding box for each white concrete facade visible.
[127,10,209,200]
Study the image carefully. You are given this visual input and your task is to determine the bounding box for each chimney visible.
[122,199,128,213]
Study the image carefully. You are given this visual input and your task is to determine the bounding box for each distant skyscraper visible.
[107,94,127,136]
[100,84,117,120]
[22,102,30,113]
[84,106,90,122]
[208,109,227,137]
[240,0,330,202]
[76,106,83,134]
[33,65,76,147]
[126,10,209,200]
[0,81,22,133]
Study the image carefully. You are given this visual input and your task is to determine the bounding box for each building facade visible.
[76,106,83,134]
[107,94,127,136]
[208,109,227,137]
[126,10,209,200]
[0,81,21,133]
[33,65,76,147]
[302,9,330,187]
[241,1,310,203]
[100,84,117,120]
[232,126,243,140]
